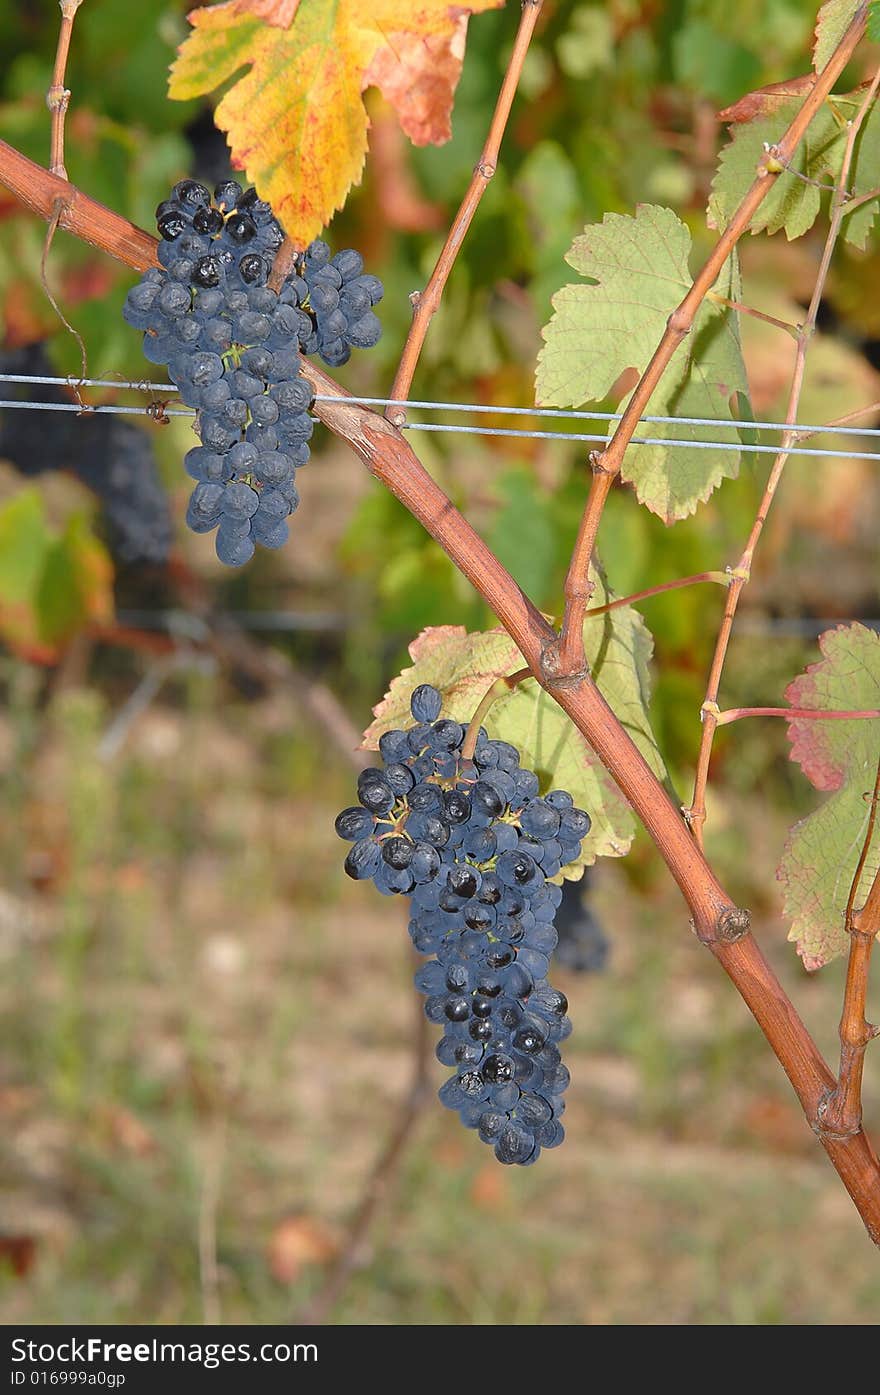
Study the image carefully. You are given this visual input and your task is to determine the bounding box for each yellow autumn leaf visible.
[169,0,504,244]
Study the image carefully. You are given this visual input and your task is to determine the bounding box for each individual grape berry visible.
[192,206,224,236]
[215,180,243,210]
[157,209,188,241]
[225,212,257,243]
[332,248,364,280]
[172,179,210,208]
[215,527,255,567]
[410,685,442,723]
[347,311,382,349]
[193,256,222,288]
[239,253,268,284]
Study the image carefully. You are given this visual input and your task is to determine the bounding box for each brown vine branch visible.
[0,138,158,268]
[687,56,880,846]
[819,754,880,1139]
[2,19,880,1242]
[714,705,880,726]
[384,0,544,423]
[552,5,870,681]
[47,0,83,179]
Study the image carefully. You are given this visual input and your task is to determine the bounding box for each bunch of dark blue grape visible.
[122,179,383,566]
[335,683,592,1166]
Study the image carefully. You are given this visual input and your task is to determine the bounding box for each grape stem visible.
[1,5,879,1244]
[461,667,532,761]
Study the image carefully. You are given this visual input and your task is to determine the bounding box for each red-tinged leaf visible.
[230,0,302,25]
[777,624,880,969]
[169,0,504,244]
[718,75,814,124]
[362,15,468,146]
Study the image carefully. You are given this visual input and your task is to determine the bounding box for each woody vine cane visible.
[0,0,879,1235]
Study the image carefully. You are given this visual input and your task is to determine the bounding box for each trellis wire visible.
[2,374,880,461]
[2,397,878,461]
[1,373,879,440]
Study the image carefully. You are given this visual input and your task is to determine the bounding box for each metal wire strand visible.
[2,398,879,462]
[1,373,879,441]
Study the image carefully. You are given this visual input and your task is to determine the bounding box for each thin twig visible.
[41,199,88,389]
[706,291,800,337]
[298,997,432,1325]
[47,0,83,179]
[798,398,880,439]
[583,571,730,618]
[461,666,531,760]
[839,184,880,217]
[687,60,880,846]
[551,8,870,680]
[385,0,544,423]
[819,754,880,1138]
[714,705,880,726]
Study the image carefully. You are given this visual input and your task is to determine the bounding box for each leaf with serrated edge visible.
[709,96,841,240]
[813,0,862,72]
[777,624,880,969]
[169,0,502,245]
[535,205,748,521]
[709,89,880,248]
[363,571,667,876]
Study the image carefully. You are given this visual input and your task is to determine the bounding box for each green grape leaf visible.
[709,95,839,240]
[0,490,114,661]
[777,624,880,970]
[535,205,748,521]
[869,0,880,43]
[363,571,667,875]
[709,91,880,249]
[813,0,862,71]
